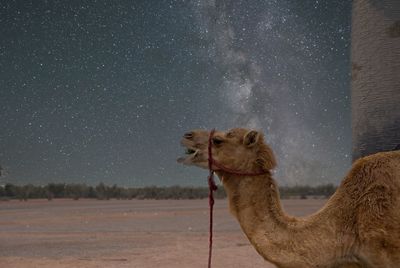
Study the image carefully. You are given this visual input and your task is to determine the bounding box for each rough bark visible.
[351,0,400,161]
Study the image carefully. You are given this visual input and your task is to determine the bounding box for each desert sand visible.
[0,198,326,268]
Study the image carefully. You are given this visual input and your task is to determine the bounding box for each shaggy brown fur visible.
[178,128,400,268]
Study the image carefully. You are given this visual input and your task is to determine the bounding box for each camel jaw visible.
[177,132,209,169]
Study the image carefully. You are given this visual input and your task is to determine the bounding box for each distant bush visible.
[0,183,336,200]
[279,183,336,199]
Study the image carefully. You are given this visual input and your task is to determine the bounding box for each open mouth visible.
[185,148,196,155]
[177,146,199,164]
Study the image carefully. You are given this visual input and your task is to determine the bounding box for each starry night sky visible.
[0,0,352,186]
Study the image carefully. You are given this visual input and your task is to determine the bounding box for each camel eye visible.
[212,137,223,146]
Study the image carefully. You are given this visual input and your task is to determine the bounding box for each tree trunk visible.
[351,0,400,161]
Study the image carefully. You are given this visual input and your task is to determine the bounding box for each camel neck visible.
[218,172,343,267]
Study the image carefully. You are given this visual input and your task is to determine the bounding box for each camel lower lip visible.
[176,155,194,164]
[177,157,186,163]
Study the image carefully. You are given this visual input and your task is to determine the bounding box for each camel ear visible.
[243,130,259,147]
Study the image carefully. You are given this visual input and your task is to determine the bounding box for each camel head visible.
[178,128,277,174]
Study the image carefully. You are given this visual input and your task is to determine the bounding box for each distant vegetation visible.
[0,183,337,201]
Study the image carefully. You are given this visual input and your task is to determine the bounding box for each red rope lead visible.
[207,170,217,268]
[207,129,217,268]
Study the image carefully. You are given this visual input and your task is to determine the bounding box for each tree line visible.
[0,183,337,201]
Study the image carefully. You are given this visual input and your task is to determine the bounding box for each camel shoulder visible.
[340,151,400,249]
[339,151,400,218]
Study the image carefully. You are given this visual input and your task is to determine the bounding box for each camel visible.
[177,128,400,268]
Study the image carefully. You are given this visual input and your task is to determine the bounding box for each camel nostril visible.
[184,132,193,139]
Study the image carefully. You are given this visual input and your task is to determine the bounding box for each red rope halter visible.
[206,129,267,268]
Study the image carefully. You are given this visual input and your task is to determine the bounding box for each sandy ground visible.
[0,198,327,268]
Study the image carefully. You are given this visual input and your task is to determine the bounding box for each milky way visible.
[0,0,351,186]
